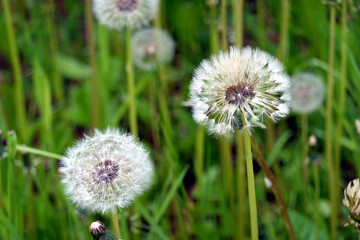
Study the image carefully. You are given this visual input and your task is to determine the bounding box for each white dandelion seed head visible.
[60,128,154,213]
[93,0,159,31]
[343,179,360,232]
[132,28,175,71]
[289,72,325,114]
[188,46,290,137]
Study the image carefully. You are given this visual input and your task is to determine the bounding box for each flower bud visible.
[343,179,360,232]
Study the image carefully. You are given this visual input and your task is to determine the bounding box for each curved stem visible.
[16,145,63,160]
[126,27,138,136]
[250,136,296,240]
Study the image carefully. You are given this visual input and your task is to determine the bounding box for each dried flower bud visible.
[264,177,272,189]
[89,221,105,236]
[89,221,118,240]
[355,119,360,134]
[206,0,219,6]
[308,135,317,147]
[343,179,360,232]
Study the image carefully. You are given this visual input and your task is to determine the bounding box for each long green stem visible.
[2,0,27,142]
[233,1,246,239]
[334,0,348,233]
[301,114,309,210]
[250,137,296,240]
[256,0,266,49]
[325,6,336,239]
[314,164,320,240]
[85,0,99,128]
[126,27,138,136]
[221,0,227,51]
[243,128,259,240]
[236,131,246,239]
[111,211,122,240]
[16,145,63,160]
[45,0,64,103]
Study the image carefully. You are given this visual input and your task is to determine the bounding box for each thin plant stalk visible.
[220,0,227,51]
[250,136,296,240]
[126,27,138,136]
[243,127,259,240]
[325,6,336,238]
[256,0,266,49]
[111,211,122,240]
[45,0,64,103]
[301,114,309,206]
[85,0,99,128]
[334,0,348,230]
[219,0,235,229]
[16,145,63,160]
[233,0,246,238]
[2,0,27,141]
[313,163,320,240]
[267,0,290,152]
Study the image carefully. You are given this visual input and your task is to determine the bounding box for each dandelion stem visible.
[233,0,246,239]
[2,0,27,141]
[243,127,259,240]
[334,0,348,233]
[301,114,309,209]
[111,211,122,240]
[85,0,99,128]
[16,145,63,160]
[250,136,296,240]
[313,163,320,240]
[126,27,138,136]
[220,0,227,51]
[325,6,336,239]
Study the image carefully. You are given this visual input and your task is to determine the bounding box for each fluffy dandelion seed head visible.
[289,72,325,114]
[188,46,290,136]
[343,179,360,232]
[93,0,159,31]
[60,128,154,213]
[132,29,175,70]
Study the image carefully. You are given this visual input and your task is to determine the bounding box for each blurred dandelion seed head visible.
[188,46,290,136]
[93,0,159,31]
[343,179,360,232]
[289,72,325,114]
[60,128,154,213]
[132,29,175,70]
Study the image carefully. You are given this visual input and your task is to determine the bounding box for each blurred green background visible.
[0,0,360,239]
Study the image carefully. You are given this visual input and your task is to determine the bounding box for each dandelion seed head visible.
[132,29,175,70]
[343,179,360,232]
[60,128,154,213]
[289,72,324,114]
[93,0,159,31]
[188,46,290,136]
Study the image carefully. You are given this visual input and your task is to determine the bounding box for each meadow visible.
[1,0,360,239]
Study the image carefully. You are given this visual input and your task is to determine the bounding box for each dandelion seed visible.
[93,0,159,31]
[289,72,325,114]
[132,28,175,70]
[343,179,360,232]
[60,128,154,213]
[188,46,290,136]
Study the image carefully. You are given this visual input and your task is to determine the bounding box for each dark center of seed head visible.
[92,159,120,184]
[225,82,256,106]
[117,0,138,12]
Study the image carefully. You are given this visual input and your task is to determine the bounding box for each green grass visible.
[1,0,360,239]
